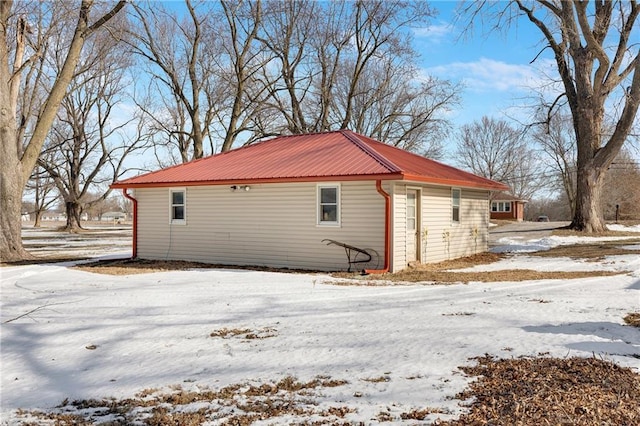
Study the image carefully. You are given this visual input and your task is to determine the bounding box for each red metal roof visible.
[112,130,509,191]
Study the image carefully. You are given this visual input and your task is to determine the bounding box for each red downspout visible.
[122,188,137,259]
[365,180,390,274]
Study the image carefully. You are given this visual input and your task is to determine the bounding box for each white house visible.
[101,211,127,222]
[112,130,508,273]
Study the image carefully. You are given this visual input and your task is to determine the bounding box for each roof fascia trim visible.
[110,173,404,189]
[400,174,510,191]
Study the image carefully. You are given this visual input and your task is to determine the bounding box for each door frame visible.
[405,187,421,263]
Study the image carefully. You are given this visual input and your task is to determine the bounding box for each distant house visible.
[490,192,527,222]
[101,211,127,222]
[41,211,66,222]
[112,130,508,273]
[41,211,89,222]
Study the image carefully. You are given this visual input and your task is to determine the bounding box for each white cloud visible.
[426,57,557,94]
[413,21,455,43]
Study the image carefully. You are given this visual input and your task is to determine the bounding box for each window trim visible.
[317,184,341,226]
[491,201,511,213]
[452,188,461,224]
[170,188,186,225]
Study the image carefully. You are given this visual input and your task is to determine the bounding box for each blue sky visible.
[414,1,555,135]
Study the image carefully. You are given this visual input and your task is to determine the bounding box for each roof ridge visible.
[340,130,402,173]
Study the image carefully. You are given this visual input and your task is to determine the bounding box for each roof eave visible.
[110,173,405,189]
[401,174,510,191]
[112,172,509,191]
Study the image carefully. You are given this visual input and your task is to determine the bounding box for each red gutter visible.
[365,180,391,274]
[122,188,137,259]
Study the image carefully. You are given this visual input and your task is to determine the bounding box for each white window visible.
[170,189,186,224]
[452,189,460,223]
[491,201,511,212]
[318,185,340,225]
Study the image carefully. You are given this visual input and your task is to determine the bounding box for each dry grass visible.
[530,238,640,259]
[72,243,635,283]
[74,258,221,275]
[14,376,351,425]
[439,355,640,426]
[331,251,628,284]
[347,269,624,284]
[209,326,278,340]
[73,258,319,275]
[14,357,640,425]
[624,312,640,328]
[552,227,640,238]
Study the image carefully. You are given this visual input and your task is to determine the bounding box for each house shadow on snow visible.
[522,321,640,359]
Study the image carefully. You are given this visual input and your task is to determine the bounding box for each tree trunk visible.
[34,211,42,228]
[0,164,33,261]
[0,1,32,261]
[61,201,85,233]
[571,165,606,232]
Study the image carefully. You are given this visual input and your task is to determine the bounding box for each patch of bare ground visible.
[15,359,639,425]
[438,355,640,426]
[530,238,640,259]
[14,376,352,425]
[552,228,640,238]
[209,326,278,340]
[68,241,635,281]
[72,258,321,275]
[73,258,220,275]
[624,312,640,328]
[331,252,625,284]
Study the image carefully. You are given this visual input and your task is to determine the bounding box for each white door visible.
[406,190,419,263]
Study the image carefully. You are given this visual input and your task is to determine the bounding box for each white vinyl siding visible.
[135,181,385,272]
[393,183,490,271]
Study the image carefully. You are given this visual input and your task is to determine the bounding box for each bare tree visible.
[257,0,318,134]
[38,32,142,232]
[128,0,267,163]
[256,0,455,153]
[455,116,542,198]
[463,1,640,232]
[336,60,458,158]
[82,191,124,221]
[215,0,272,151]
[25,164,59,227]
[128,0,212,163]
[1,0,126,262]
[533,112,577,216]
[603,150,640,221]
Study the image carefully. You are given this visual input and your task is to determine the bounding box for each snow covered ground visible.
[1,224,639,424]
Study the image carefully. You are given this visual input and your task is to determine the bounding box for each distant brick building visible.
[490,192,527,222]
